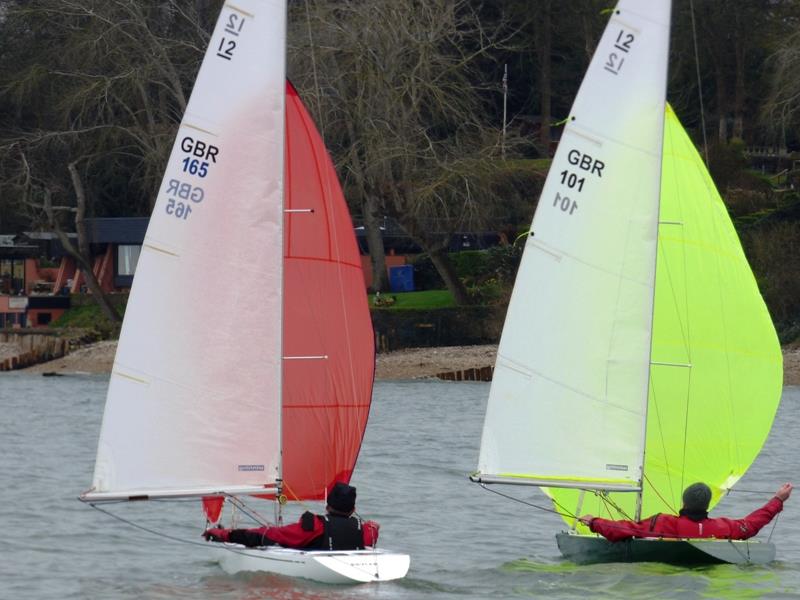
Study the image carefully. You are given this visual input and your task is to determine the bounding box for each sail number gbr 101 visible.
[552,149,605,216]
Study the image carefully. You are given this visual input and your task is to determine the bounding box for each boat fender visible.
[301,511,316,531]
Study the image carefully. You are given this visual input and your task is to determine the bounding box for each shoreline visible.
[16,341,800,385]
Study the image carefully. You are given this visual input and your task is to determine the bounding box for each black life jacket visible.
[312,514,365,550]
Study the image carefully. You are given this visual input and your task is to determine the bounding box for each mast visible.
[635,0,674,523]
[276,0,288,523]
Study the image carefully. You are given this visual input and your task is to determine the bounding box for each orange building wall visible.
[27,308,66,327]
[360,254,408,289]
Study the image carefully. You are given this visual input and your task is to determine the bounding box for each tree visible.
[0,0,222,319]
[289,0,535,303]
[763,11,800,147]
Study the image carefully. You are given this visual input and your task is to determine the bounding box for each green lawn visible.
[368,289,455,310]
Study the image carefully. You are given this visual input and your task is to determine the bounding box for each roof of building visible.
[86,218,149,244]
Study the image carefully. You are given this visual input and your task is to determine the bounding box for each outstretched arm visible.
[202,513,325,548]
[727,483,792,540]
[578,514,654,542]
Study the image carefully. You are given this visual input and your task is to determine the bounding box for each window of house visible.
[0,259,25,294]
[117,245,142,276]
[37,313,52,325]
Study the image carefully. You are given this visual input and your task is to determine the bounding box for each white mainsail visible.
[86,0,287,500]
[476,1,671,490]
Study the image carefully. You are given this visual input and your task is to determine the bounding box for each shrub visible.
[485,243,523,286]
[450,250,489,286]
[410,254,444,290]
[741,221,800,341]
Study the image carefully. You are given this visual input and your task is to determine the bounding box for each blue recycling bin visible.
[389,265,414,292]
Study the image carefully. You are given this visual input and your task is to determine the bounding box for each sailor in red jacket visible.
[202,482,379,550]
[579,482,792,542]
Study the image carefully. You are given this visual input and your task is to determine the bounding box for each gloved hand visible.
[202,527,230,542]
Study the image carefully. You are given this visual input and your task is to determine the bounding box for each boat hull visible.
[556,532,776,565]
[216,544,410,583]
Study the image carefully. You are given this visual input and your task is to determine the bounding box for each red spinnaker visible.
[281,81,374,501]
[203,82,374,522]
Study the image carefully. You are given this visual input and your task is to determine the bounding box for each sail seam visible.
[496,357,642,417]
[566,122,661,159]
[530,239,653,289]
[286,255,363,270]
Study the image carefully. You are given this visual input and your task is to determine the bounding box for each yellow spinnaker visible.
[547,105,783,527]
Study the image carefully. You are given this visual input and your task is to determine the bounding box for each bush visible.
[410,244,524,297]
[485,243,523,286]
[741,221,800,341]
[410,254,444,290]
[467,277,507,305]
[450,250,489,286]
[52,297,126,339]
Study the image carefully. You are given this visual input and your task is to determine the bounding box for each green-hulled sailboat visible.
[470,0,782,565]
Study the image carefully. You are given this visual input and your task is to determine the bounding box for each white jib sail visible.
[87,0,287,500]
[476,1,671,489]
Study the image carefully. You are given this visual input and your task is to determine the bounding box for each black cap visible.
[682,482,712,512]
[327,482,356,513]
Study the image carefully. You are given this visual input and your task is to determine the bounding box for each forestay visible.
[476,0,671,490]
[86,0,287,501]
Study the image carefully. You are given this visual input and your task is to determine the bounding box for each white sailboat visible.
[81,0,409,584]
[471,0,783,565]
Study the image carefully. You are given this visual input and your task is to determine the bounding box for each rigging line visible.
[281,480,313,512]
[726,538,750,562]
[679,367,693,500]
[87,503,215,549]
[650,376,678,510]
[594,490,634,521]
[767,512,780,543]
[643,473,678,514]
[479,483,576,519]
[688,0,709,166]
[223,494,272,527]
[594,493,618,520]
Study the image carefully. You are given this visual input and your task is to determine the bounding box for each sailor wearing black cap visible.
[202,481,380,550]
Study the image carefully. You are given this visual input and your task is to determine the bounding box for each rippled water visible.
[2,374,799,599]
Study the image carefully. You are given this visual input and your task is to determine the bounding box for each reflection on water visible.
[1,375,799,599]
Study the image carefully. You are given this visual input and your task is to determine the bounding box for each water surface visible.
[2,375,798,598]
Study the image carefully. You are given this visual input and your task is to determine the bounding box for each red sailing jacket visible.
[588,497,784,542]
[206,513,379,549]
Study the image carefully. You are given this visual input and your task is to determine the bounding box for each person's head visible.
[326,482,357,516]
[682,482,712,512]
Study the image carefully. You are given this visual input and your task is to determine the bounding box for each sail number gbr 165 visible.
[552,149,605,216]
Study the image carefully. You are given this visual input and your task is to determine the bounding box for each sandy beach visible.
[17,340,800,385]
